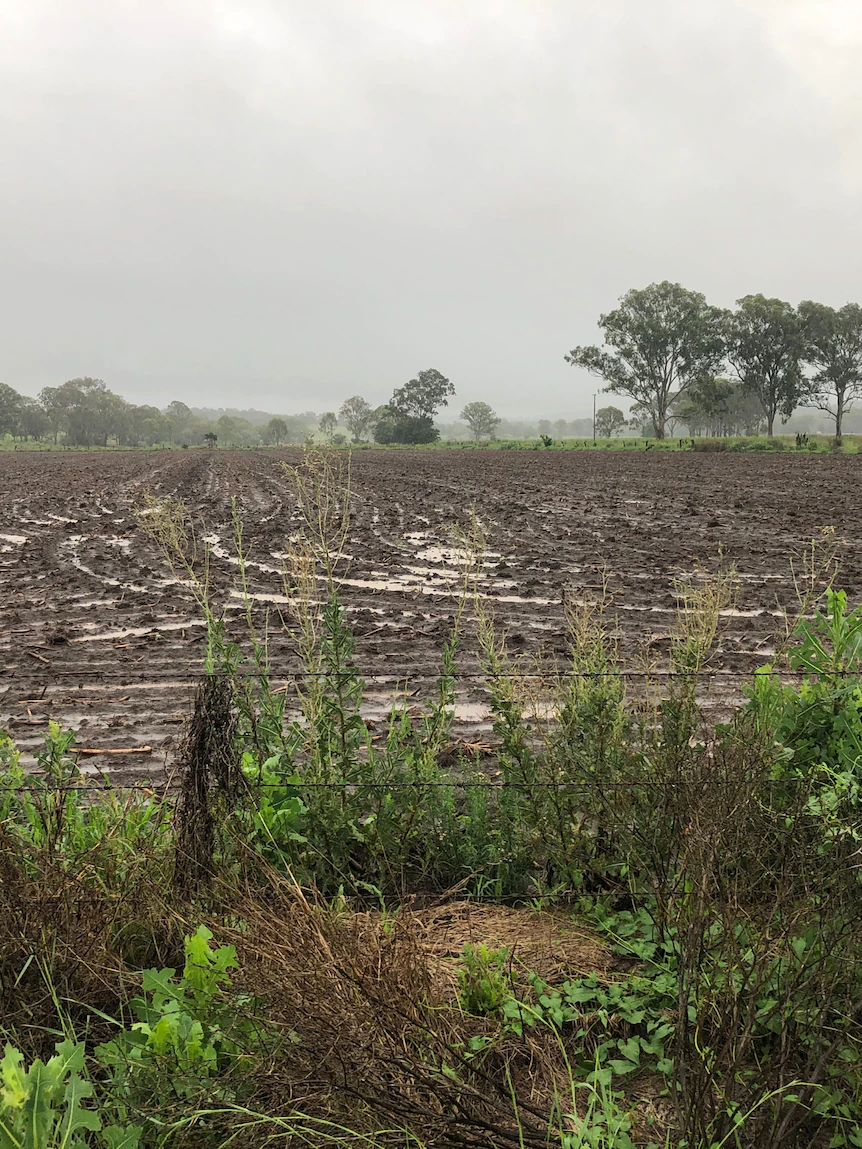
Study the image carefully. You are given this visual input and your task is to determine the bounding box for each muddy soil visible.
[2,448,860,783]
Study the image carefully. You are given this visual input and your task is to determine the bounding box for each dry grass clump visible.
[206,864,629,1149]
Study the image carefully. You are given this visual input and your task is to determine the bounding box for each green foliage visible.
[0,724,170,886]
[726,294,807,436]
[460,401,501,440]
[746,589,862,780]
[799,300,862,441]
[0,384,23,438]
[593,406,626,438]
[373,368,455,444]
[264,416,288,445]
[96,926,259,1126]
[243,585,494,895]
[374,413,439,444]
[458,944,512,1015]
[318,412,337,441]
[338,396,374,442]
[566,281,726,439]
[0,1040,140,1149]
[389,368,454,421]
[675,376,766,437]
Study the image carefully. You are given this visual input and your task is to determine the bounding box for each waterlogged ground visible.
[2,447,861,782]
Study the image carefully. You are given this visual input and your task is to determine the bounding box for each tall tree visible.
[266,416,288,445]
[674,377,765,437]
[390,369,455,420]
[339,396,374,442]
[460,401,501,439]
[0,383,22,437]
[128,404,169,446]
[594,405,626,438]
[17,397,49,441]
[38,386,66,442]
[565,281,726,439]
[799,301,862,442]
[43,378,126,446]
[381,368,455,444]
[318,411,337,441]
[216,414,257,446]
[726,296,806,436]
[165,400,192,443]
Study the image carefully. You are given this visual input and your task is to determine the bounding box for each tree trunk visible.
[836,403,843,444]
[766,410,775,437]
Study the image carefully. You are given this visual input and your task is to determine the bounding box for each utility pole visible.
[593,393,597,443]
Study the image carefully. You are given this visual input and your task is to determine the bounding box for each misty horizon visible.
[3,1,862,417]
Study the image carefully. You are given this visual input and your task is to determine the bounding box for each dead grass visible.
[410,902,613,999]
[201,863,652,1148]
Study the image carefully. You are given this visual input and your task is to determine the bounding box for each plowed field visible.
[2,448,860,782]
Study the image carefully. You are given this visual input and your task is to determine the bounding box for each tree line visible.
[321,370,503,444]
[567,283,862,441]
[0,380,313,447]
[0,370,534,448]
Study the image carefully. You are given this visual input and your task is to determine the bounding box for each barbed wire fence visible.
[1,656,855,795]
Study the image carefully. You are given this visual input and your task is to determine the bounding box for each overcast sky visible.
[2,0,861,418]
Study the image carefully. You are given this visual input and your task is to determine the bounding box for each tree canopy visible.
[374,369,454,444]
[594,405,626,438]
[566,281,726,439]
[460,401,500,439]
[390,369,454,421]
[726,295,806,437]
[266,417,289,445]
[318,412,337,441]
[339,396,375,442]
[799,301,862,442]
[673,377,766,437]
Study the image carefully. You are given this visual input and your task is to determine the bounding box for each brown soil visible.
[2,447,860,782]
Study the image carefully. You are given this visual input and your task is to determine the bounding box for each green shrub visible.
[95,926,263,1135]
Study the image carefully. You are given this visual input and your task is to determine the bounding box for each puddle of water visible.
[453,701,491,722]
[227,589,293,605]
[674,570,786,583]
[71,620,205,642]
[202,533,283,574]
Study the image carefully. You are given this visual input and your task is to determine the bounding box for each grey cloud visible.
[0,0,859,417]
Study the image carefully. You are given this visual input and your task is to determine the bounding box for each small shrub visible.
[96,926,263,1129]
[458,943,512,1015]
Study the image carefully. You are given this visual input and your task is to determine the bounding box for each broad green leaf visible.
[56,1073,100,1147]
[103,1125,144,1148]
[0,1048,26,1111]
[609,1059,639,1075]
